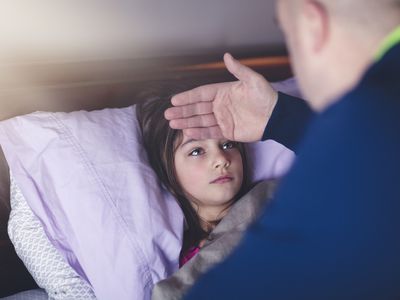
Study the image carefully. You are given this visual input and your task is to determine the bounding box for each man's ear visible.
[302,0,329,53]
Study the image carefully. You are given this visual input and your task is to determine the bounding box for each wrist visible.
[257,90,278,141]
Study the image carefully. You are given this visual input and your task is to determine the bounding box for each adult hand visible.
[164,53,278,143]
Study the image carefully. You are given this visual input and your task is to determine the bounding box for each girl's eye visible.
[222,141,236,150]
[189,148,204,156]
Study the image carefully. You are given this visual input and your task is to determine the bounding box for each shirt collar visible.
[375,25,400,61]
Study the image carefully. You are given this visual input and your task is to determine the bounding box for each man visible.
[165,0,400,299]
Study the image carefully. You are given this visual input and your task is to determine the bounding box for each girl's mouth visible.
[210,176,233,184]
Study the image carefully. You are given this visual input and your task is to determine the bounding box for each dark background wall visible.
[1,0,284,61]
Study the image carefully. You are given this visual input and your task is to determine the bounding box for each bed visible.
[0,50,298,299]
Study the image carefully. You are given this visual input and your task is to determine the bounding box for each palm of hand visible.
[213,79,274,143]
[167,54,278,143]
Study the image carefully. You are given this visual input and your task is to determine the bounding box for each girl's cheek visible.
[187,164,201,177]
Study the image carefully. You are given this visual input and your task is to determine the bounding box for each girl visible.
[137,96,250,266]
[137,97,276,299]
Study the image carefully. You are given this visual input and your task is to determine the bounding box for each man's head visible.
[276,0,400,110]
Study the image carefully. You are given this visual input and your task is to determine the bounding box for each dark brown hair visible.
[136,96,249,253]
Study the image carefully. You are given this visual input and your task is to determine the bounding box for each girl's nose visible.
[213,151,230,169]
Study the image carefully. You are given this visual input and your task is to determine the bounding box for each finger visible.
[171,82,224,106]
[224,52,261,83]
[169,114,218,129]
[183,126,225,140]
[164,102,213,120]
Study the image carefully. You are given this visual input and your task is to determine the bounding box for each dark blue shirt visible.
[185,44,400,300]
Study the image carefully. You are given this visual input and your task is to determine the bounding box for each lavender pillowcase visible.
[0,78,298,300]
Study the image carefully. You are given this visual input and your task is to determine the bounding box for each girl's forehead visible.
[180,132,226,143]
[179,137,226,147]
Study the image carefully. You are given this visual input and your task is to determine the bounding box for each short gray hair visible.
[321,0,400,21]
[320,0,400,36]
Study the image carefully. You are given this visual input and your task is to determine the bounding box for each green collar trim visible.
[375,25,400,61]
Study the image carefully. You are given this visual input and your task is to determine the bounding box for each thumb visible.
[224,53,259,83]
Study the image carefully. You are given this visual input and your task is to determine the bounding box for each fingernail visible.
[169,120,177,128]
[164,109,171,120]
[171,96,178,105]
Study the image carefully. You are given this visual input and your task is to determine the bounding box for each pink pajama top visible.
[179,246,201,267]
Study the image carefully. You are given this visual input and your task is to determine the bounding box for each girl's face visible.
[174,135,244,221]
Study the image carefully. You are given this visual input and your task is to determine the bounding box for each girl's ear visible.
[302,0,330,54]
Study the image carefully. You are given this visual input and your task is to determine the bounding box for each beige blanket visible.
[152,180,278,300]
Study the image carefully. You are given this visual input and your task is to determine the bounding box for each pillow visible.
[8,174,96,299]
[0,80,298,300]
[0,107,184,300]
